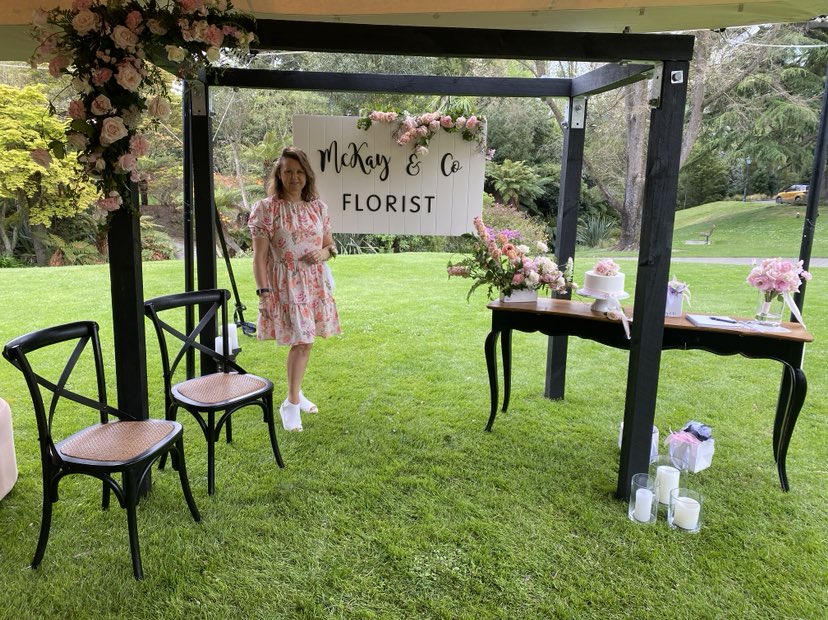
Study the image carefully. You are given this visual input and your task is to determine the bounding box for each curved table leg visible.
[501,328,512,415]
[485,330,500,432]
[772,368,794,462]
[775,365,807,492]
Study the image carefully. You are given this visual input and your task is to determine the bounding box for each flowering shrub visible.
[30,0,256,214]
[591,258,621,277]
[357,109,486,157]
[447,216,571,300]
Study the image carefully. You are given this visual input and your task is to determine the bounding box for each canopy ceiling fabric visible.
[1,0,824,61]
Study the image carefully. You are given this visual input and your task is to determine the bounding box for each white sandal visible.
[279,399,303,432]
[298,391,318,413]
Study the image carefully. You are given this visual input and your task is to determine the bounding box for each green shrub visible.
[577,213,619,248]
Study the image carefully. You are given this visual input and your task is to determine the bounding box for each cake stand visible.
[576,288,630,313]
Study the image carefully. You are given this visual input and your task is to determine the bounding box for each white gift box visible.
[668,437,715,473]
[618,422,659,461]
[665,291,684,317]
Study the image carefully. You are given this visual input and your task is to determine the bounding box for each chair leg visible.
[207,411,216,495]
[263,394,285,468]
[123,473,144,580]
[225,414,232,444]
[158,405,178,471]
[173,439,201,522]
[102,480,111,510]
[32,489,53,570]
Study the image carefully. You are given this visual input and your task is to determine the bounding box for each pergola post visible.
[617,61,689,498]
[189,80,219,376]
[545,96,587,400]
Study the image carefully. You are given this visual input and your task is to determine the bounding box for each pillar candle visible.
[226,323,238,351]
[633,488,654,522]
[672,497,701,530]
[214,336,226,356]
[655,465,680,504]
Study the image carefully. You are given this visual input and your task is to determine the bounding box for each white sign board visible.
[293,115,485,235]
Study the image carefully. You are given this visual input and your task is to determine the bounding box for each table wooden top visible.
[488,297,814,344]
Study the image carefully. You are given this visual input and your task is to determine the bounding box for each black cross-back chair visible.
[2,320,201,580]
[144,289,284,496]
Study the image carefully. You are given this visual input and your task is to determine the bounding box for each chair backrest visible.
[144,289,245,401]
[2,320,126,465]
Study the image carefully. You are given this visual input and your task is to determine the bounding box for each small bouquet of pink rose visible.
[592,258,621,276]
[665,421,714,473]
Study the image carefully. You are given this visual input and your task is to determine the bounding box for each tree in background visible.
[0,85,97,265]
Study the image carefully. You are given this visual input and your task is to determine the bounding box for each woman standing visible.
[249,147,341,432]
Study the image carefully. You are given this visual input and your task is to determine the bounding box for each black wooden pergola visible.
[108,20,826,499]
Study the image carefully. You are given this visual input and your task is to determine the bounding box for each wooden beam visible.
[253,20,695,62]
[618,60,689,500]
[207,69,572,97]
[545,97,587,400]
[572,63,654,97]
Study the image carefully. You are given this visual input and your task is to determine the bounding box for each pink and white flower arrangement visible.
[30,0,256,214]
[592,258,621,277]
[747,257,812,326]
[357,107,486,154]
[447,216,572,300]
[746,257,811,298]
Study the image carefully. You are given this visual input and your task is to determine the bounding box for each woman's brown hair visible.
[266,147,319,201]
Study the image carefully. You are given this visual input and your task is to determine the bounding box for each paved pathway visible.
[670,257,828,267]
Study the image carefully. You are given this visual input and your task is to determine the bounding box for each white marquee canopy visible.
[1,0,824,61]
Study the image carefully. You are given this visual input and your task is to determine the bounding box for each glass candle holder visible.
[668,487,703,533]
[628,472,657,524]
[649,454,688,506]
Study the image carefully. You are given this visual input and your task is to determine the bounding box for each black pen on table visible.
[710,316,739,324]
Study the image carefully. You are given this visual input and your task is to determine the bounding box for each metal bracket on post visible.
[647,62,664,108]
[568,96,586,129]
[190,80,207,117]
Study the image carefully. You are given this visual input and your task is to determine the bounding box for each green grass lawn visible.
[578,200,826,260]
[0,250,827,619]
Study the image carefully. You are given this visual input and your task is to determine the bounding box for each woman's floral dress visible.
[249,197,341,345]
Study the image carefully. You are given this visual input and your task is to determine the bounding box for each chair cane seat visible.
[174,372,269,405]
[59,420,179,463]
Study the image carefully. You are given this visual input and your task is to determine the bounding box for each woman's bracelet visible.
[256,287,273,296]
[326,244,338,258]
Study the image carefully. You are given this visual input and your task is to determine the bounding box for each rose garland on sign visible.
[30,0,256,214]
[357,109,489,158]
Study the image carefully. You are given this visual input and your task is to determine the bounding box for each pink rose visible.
[112,25,139,50]
[92,67,113,86]
[97,193,122,212]
[68,99,87,120]
[440,115,453,128]
[30,149,52,168]
[147,95,171,120]
[71,9,100,36]
[455,116,466,128]
[147,19,168,35]
[48,55,71,78]
[178,0,200,14]
[204,24,224,47]
[125,10,143,32]
[129,133,150,157]
[428,120,440,133]
[117,153,138,172]
[72,0,93,10]
[512,273,525,285]
[115,63,142,92]
[466,115,479,131]
[67,132,88,150]
[99,116,128,146]
[90,94,113,116]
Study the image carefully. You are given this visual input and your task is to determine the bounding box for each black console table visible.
[484,298,813,493]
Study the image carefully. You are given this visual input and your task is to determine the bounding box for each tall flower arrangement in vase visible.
[746,257,811,326]
[447,216,572,300]
[30,0,256,214]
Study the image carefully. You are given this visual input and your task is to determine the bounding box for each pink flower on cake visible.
[593,258,621,276]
